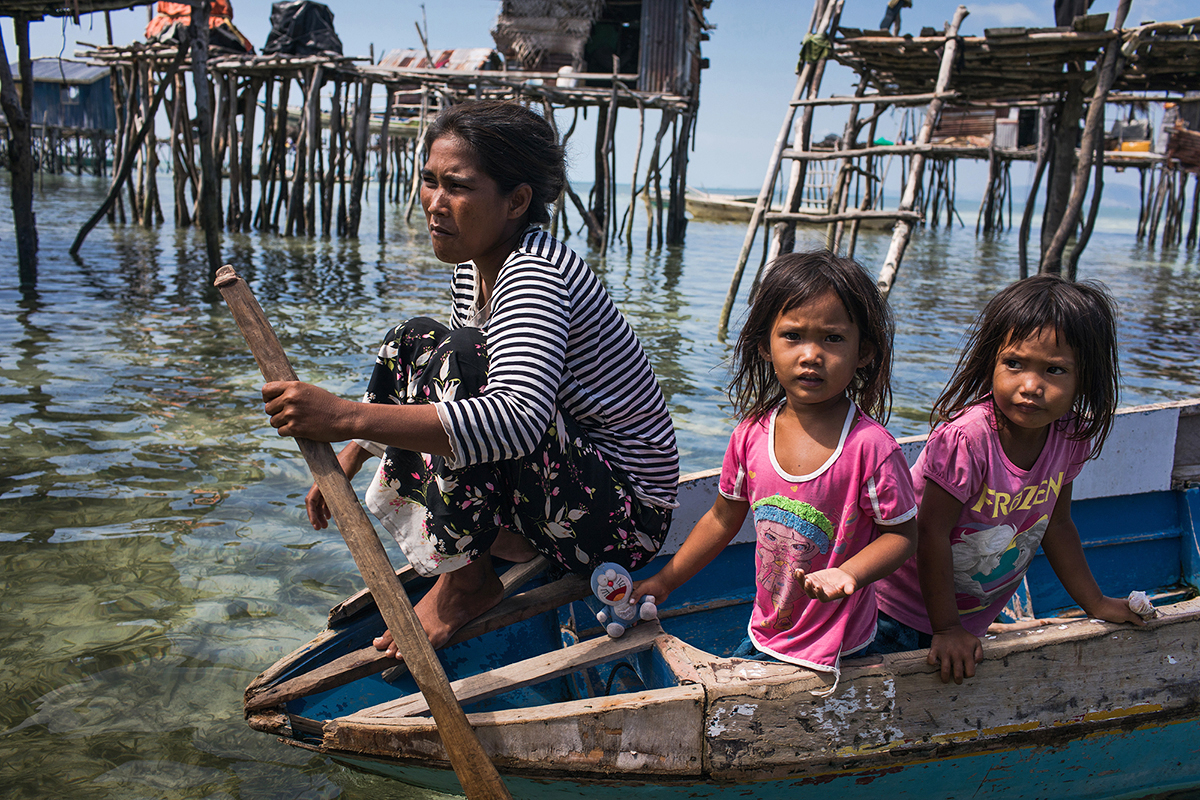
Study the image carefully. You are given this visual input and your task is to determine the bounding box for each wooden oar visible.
[214,265,512,800]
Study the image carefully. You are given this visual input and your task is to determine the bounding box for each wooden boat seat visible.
[244,557,592,711]
[345,618,667,722]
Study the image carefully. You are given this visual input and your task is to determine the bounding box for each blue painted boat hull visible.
[245,401,1200,799]
[330,714,1200,799]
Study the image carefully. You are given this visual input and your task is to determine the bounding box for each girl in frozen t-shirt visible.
[633,251,917,684]
[874,275,1146,684]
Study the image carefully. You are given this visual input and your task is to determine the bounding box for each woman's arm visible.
[632,494,750,606]
[798,517,917,601]
[304,440,376,530]
[1040,482,1145,626]
[917,481,983,684]
[262,380,452,457]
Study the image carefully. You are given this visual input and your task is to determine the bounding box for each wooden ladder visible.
[718,4,972,337]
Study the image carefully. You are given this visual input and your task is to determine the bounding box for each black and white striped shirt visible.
[434,227,679,509]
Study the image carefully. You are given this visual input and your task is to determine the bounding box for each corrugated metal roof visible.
[14,58,111,85]
[378,48,500,71]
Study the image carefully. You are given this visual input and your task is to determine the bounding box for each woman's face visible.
[420,134,528,275]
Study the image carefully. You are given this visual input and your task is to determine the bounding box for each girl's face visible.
[991,327,1078,431]
[761,288,871,415]
[420,134,529,275]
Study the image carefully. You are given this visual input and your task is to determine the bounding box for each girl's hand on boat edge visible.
[261,380,348,441]
[1086,594,1148,627]
[794,567,858,602]
[928,625,984,684]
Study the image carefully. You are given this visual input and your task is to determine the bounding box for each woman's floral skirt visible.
[359,317,669,577]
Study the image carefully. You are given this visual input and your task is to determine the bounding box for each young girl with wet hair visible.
[634,251,916,683]
[875,274,1145,683]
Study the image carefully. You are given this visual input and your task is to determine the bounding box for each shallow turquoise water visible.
[0,172,1198,798]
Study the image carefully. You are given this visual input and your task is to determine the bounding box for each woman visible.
[262,100,679,655]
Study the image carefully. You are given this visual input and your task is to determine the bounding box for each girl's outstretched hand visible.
[794,567,857,602]
[928,624,984,684]
[1086,595,1148,626]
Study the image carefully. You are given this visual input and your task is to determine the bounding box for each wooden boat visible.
[245,398,1200,798]
[685,188,897,231]
[685,188,770,222]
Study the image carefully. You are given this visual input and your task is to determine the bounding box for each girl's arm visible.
[917,481,984,685]
[1040,482,1146,626]
[632,494,750,606]
[262,380,453,457]
[797,518,916,601]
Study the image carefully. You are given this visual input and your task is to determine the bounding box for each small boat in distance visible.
[685,187,897,230]
[684,188,770,222]
[244,398,1200,799]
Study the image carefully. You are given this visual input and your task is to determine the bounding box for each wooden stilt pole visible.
[254,75,275,230]
[1187,174,1199,249]
[323,79,340,237]
[305,69,322,236]
[241,77,259,233]
[1019,103,1054,277]
[875,5,969,299]
[1041,0,1129,273]
[666,108,693,246]
[286,69,316,236]
[0,15,38,282]
[70,44,186,257]
[348,78,372,236]
[227,76,242,232]
[191,3,223,271]
[378,84,392,242]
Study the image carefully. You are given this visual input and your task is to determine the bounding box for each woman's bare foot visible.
[373,557,505,658]
[489,528,537,563]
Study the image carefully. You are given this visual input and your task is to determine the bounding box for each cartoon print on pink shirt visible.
[952,514,1050,611]
[752,496,834,630]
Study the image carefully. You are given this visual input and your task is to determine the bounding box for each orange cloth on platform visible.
[145,0,253,53]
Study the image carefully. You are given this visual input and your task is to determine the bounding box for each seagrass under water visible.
[0,171,1197,799]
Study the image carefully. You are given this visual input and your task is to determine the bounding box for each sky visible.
[2,0,1194,192]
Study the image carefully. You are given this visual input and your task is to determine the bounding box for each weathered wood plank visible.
[349,620,665,720]
[702,600,1200,781]
[244,558,569,710]
[323,682,707,777]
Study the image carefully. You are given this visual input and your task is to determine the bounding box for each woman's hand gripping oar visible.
[214,265,512,800]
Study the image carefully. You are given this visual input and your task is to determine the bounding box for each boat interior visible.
[251,474,1200,739]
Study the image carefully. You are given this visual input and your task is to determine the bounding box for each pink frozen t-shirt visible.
[875,400,1090,636]
[720,402,917,674]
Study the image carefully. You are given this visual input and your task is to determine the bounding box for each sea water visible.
[0,172,1197,799]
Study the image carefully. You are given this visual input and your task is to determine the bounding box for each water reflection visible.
[0,171,1198,799]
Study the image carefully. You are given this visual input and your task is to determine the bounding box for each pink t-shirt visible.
[720,402,917,674]
[876,400,1090,636]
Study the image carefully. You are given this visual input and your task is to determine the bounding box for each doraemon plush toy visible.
[590,562,657,638]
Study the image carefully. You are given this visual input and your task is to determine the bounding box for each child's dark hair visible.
[729,250,895,422]
[934,274,1119,455]
[424,100,566,225]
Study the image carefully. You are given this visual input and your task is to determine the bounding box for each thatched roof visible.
[833,16,1200,101]
[492,0,605,71]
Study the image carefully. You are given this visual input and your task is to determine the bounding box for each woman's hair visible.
[729,250,895,423]
[934,274,1120,454]
[423,100,566,225]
